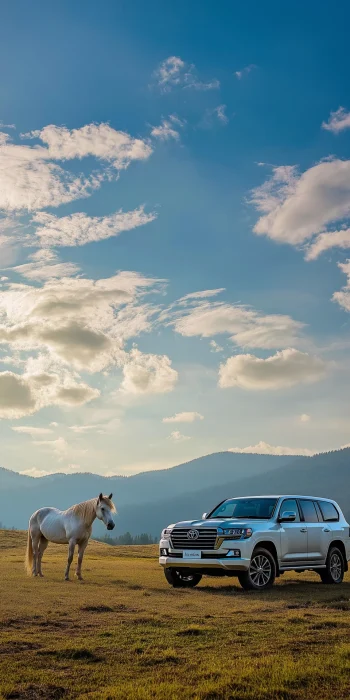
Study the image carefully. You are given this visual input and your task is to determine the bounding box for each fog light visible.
[227,549,241,557]
[160,548,168,556]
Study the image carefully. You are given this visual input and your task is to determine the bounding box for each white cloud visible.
[171,297,303,350]
[251,160,350,246]
[300,413,311,422]
[32,436,68,453]
[0,271,162,372]
[0,138,95,211]
[69,418,120,434]
[229,441,315,456]
[19,468,50,478]
[150,116,182,141]
[0,369,98,419]
[200,105,229,128]
[305,228,350,260]
[0,123,152,212]
[322,107,350,134]
[168,430,191,442]
[214,105,228,124]
[12,425,54,436]
[30,207,156,248]
[12,249,80,281]
[121,349,178,394]
[333,260,350,311]
[210,340,223,353]
[26,122,152,169]
[163,411,204,423]
[177,289,225,305]
[154,56,219,92]
[235,64,256,80]
[218,348,328,391]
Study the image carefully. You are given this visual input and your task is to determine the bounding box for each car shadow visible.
[196,578,350,600]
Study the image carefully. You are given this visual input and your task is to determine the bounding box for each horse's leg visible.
[76,540,88,581]
[64,539,76,581]
[31,529,41,576]
[37,536,48,577]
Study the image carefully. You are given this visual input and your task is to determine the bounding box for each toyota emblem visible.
[187,529,199,540]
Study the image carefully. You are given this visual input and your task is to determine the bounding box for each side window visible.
[318,501,339,522]
[299,499,319,523]
[279,499,300,522]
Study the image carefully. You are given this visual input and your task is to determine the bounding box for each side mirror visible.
[278,511,296,523]
[202,512,208,520]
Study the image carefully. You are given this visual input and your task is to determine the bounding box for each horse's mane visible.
[67,496,116,525]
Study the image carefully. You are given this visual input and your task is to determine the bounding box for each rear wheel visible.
[238,548,276,591]
[320,547,344,584]
[164,568,202,588]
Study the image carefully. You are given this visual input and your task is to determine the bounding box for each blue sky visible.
[1,1,350,476]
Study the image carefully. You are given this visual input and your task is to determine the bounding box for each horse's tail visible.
[25,528,33,575]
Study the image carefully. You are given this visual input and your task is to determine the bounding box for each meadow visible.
[1,530,350,700]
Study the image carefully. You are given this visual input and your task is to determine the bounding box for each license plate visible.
[183,550,201,559]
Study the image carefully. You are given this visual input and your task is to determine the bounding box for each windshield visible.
[208,497,278,519]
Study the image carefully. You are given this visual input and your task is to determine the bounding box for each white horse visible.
[25,493,116,580]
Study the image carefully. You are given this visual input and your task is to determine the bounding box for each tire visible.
[164,568,202,588]
[238,547,276,591]
[320,547,344,585]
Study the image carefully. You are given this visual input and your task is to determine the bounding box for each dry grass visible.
[1,529,350,699]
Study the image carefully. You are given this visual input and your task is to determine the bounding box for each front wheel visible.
[164,568,202,588]
[238,548,276,591]
[320,547,344,584]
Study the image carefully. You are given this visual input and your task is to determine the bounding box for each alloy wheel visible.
[249,554,272,587]
[330,552,342,582]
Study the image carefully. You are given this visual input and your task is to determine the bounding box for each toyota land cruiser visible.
[159,495,350,590]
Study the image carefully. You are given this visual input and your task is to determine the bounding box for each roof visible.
[225,495,334,502]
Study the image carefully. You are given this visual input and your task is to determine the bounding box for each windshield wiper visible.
[211,515,267,519]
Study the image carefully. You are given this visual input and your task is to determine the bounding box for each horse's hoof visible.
[39,573,44,578]
[64,577,70,581]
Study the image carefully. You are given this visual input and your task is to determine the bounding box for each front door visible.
[279,498,308,563]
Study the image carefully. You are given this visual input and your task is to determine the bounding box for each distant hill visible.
[0,452,297,530]
[113,448,350,536]
[2,448,349,537]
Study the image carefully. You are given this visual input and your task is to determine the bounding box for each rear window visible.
[318,501,339,522]
[299,499,319,523]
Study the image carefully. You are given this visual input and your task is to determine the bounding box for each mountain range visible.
[1,448,349,536]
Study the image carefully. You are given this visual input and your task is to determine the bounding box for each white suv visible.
[159,495,350,590]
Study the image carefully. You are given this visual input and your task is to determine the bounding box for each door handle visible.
[300,528,307,533]
[323,528,330,533]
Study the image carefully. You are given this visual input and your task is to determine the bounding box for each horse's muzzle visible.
[107,523,115,530]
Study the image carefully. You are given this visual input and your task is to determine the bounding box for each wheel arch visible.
[253,540,279,574]
[329,540,348,571]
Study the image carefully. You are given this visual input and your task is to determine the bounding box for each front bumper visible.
[159,555,250,572]
[159,538,251,572]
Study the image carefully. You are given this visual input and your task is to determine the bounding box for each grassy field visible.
[1,530,350,699]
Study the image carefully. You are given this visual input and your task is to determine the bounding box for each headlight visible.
[161,528,173,539]
[219,527,253,539]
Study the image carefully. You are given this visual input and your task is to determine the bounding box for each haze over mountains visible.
[1,448,350,536]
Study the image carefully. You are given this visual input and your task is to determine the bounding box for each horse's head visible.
[96,493,116,530]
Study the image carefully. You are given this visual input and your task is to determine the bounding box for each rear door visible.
[299,499,331,562]
[279,498,308,564]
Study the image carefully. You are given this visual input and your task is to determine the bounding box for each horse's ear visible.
[98,493,103,501]
[108,493,113,500]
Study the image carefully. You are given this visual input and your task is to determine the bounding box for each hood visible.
[171,518,269,529]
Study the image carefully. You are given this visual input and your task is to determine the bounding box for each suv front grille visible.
[170,528,217,550]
